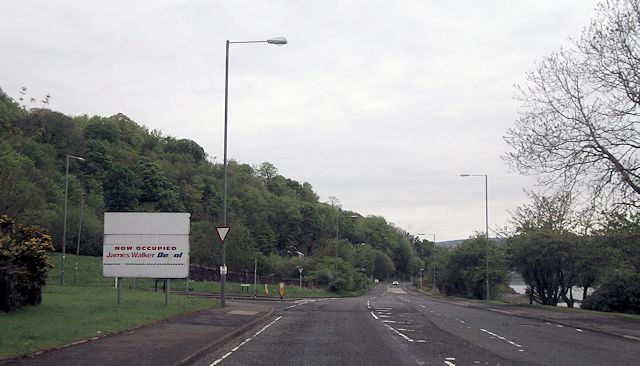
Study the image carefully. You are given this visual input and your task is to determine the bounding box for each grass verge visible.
[0,285,216,360]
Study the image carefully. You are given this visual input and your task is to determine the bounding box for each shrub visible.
[581,273,640,314]
[0,215,54,312]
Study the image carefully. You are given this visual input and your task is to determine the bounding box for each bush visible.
[0,215,54,312]
[581,273,640,314]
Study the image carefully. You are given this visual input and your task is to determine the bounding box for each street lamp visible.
[335,214,359,273]
[460,173,490,300]
[221,36,287,307]
[417,233,436,290]
[61,155,84,286]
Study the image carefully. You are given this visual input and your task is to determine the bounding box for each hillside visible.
[0,88,435,292]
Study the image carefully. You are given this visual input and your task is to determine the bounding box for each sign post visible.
[216,227,230,307]
[297,266,303,290]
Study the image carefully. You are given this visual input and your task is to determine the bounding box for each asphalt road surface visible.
[193,284,640,366]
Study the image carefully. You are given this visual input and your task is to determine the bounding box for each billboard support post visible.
[165,279,170,307]
[117,277,122,304]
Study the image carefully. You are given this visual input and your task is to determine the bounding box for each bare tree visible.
[504,0,640,211]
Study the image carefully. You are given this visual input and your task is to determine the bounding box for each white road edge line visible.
[210,316,283,366]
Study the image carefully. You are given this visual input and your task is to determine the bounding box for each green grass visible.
[0,285,215,360]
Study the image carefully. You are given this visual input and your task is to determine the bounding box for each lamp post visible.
[335,214,359,273]
[61,155,84,286]
[418,233,436,290]
[221,36,287,307]
[460,173,489,300]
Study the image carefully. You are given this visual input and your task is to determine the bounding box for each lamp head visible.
[267,37,288,45]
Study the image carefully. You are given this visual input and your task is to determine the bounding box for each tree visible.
[440,236,509,300]
[504,0,640,212]
[507,230,581,306]
[373,250,395,280]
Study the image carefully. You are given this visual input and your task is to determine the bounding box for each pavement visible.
[2,289,639,365]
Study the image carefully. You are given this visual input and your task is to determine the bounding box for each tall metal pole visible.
[432,234,437,291]
[484,174,489,301]
[220,36,286,307]
[74,194,84,284]
[335,215,339,274]
[460,173,490,300]
[221,39,230,308]
[61,155,70,286]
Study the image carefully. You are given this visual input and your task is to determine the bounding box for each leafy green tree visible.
[582,273,640,314]
[441,236,509,300]
[507,230,580,306]
[102,162,140,211]
[137,161,184,212]
[373,250,395,280]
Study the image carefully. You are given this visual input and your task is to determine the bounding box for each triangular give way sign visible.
[216,227,230,243]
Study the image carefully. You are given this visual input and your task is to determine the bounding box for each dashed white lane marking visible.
[480,328,523,349]
[370,311,379,320]
[576,329,584,332]
[210,316,282,366]
[384,324,414,342]
[416,340,426,343]
[419,305,426,308]
[455,318,466,324]
[556,324,564,328]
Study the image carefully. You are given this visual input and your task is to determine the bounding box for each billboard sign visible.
[103,212,190,278]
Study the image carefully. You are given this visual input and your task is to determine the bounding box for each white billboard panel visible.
[103,212,190,278]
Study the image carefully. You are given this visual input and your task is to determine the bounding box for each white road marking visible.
[444,361,456,366]
[556,324,564,328]
[480,328,523,349]
[416,340,426,343]
[210,316,282,366]
[384,324,414,342]
[455,318,466,324]
[576,329,583,332]
[419,305,426,308]
[445,358,456,361]
[370,311,379,320]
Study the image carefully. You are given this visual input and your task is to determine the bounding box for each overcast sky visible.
[1,0,601,241]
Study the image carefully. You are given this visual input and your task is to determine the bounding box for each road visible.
[193,283,640,366]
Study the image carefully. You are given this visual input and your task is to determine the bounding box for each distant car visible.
[392,281,399,286]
